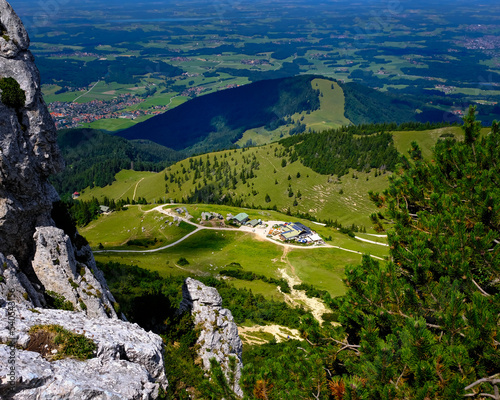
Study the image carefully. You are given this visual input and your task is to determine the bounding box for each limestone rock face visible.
[0,2,168,398]
[0,0,116,317]
[180,277,244,397]
[0,253,45,307]
[0,0,63,271]
[31,227,118,318]
[0,0,29,58]
[0,304,168,399]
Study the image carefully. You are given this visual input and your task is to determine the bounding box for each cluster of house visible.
[175,207,193,219]
[226,212,262,228]
[268,222,323,244]
[201,212,224,221]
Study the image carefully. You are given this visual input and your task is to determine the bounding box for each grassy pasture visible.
[93,229,354,298]
[80,205,196,250]
[80,143,390,228]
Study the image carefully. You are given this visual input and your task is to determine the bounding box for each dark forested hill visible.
[340,81,461,125]
[50,129,182,196]
[118,75,456,153]
[118,75,322,153]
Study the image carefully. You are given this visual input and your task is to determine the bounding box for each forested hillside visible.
[51,129,182,196]
[340,81,460,125]
[118,75,321,153]
[280,128,401,176]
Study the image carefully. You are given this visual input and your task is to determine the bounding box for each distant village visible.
[48,93,168,129]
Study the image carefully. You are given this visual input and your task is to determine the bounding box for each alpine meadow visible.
[1,0,500,399]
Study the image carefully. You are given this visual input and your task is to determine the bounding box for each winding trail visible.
[165,95,179,108]
[278,247,330,324]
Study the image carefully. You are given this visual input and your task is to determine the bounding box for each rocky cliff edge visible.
[0,1,168,398]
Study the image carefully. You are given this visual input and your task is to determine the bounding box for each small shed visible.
[233,213,249,224]
[247,219,261,228]
[309,233,322,242]
[99,205,110,213]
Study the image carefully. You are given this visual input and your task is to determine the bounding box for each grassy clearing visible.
[293,79,351,131]
[94,230,285,278]
[81,115,153,131]
[229,278,285,302]
[92,229,358,295]
[286,248,356,297]
[392,127,463,160]
[78,170,156,202]
[168,203,388,257]
[80,205,196,250]
[236,79,351,147]
[89,212,386,299]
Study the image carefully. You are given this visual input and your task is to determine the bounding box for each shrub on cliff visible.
[0,77,25,110]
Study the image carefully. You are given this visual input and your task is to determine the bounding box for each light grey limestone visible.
[0,2,168,398]
[180,277,243,397]
[0,303,168,399]
[32,226,117,318]
[0,252,45,307]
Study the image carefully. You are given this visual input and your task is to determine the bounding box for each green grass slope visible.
[79,143,389,228]
[79,126,465,229]
[87,205,388,298]
[80,205,196,250]
[235,78,351,147]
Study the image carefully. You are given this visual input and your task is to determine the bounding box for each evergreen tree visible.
[332,106,500,399]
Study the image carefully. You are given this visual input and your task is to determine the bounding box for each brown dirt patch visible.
[25,330,59,360]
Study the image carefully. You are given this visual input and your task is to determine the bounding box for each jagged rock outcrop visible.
[0,0,63,268]
[0,1,168,398]
[0,304,168,398]
[0,253,44,307]
[180,277,244,397]
[31,226,117,318]
[0,0,115,317]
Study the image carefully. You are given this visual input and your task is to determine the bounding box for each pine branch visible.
[464,376,500,391]
[471,279,491,297]
[322,337,361,355]
[464,375,500,400]
[394,365,407,388]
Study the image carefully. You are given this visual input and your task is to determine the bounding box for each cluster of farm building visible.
[267,222,323,244]
[207,211,324,245]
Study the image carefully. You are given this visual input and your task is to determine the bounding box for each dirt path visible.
[73,80,100,102]
[133,178,145,201]
[278,248,330,324]
[354,235,389,246]
[262,155,278,171]
[238,324,302,345]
